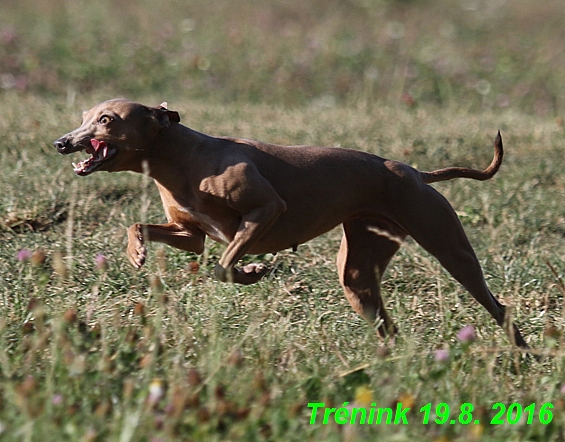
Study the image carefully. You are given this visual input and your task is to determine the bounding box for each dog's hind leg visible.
[392,183,529,348]
[337,218,405,337]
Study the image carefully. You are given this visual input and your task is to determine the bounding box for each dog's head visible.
[53,99,180,176]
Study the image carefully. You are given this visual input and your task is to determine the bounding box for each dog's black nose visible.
[53,138,67,153]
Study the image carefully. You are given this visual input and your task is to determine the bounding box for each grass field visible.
[2,0,565,441]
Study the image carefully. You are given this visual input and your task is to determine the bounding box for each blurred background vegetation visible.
[1,0,565,115]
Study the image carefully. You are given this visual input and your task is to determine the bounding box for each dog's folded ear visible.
[151,103,181,128]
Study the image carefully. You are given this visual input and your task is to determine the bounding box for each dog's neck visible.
[141,123,215,195]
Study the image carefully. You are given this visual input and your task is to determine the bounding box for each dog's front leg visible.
[199,162,287,284]
[127,222,205,268]
[215,201,286,285]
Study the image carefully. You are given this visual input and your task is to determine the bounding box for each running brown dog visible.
[54,99,528,348]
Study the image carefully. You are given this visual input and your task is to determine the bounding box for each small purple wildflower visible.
[16,248,33,262]
[0,28,16,46]
[95,253,108,271]
[434,349,449,362]
[457,325,476,344]
[52,394,63,406]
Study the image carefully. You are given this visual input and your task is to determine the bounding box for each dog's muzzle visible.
[54,136,116,176]
[53,136,82,155]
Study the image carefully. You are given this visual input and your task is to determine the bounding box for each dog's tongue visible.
[91,139,106,151]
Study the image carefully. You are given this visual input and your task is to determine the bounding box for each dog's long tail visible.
[420,131,503,184]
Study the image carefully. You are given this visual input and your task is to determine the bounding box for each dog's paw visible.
[128,243,147,269]
[215,263,269,284]
[241,263,268,274]
[127,225,146,268]
[232,263,269,284]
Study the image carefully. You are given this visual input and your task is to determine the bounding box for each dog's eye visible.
[98,115,113,125]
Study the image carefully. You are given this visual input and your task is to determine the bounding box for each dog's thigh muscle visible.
[337,219,403,336]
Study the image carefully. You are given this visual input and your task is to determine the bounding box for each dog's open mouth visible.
[72,139,116,176]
